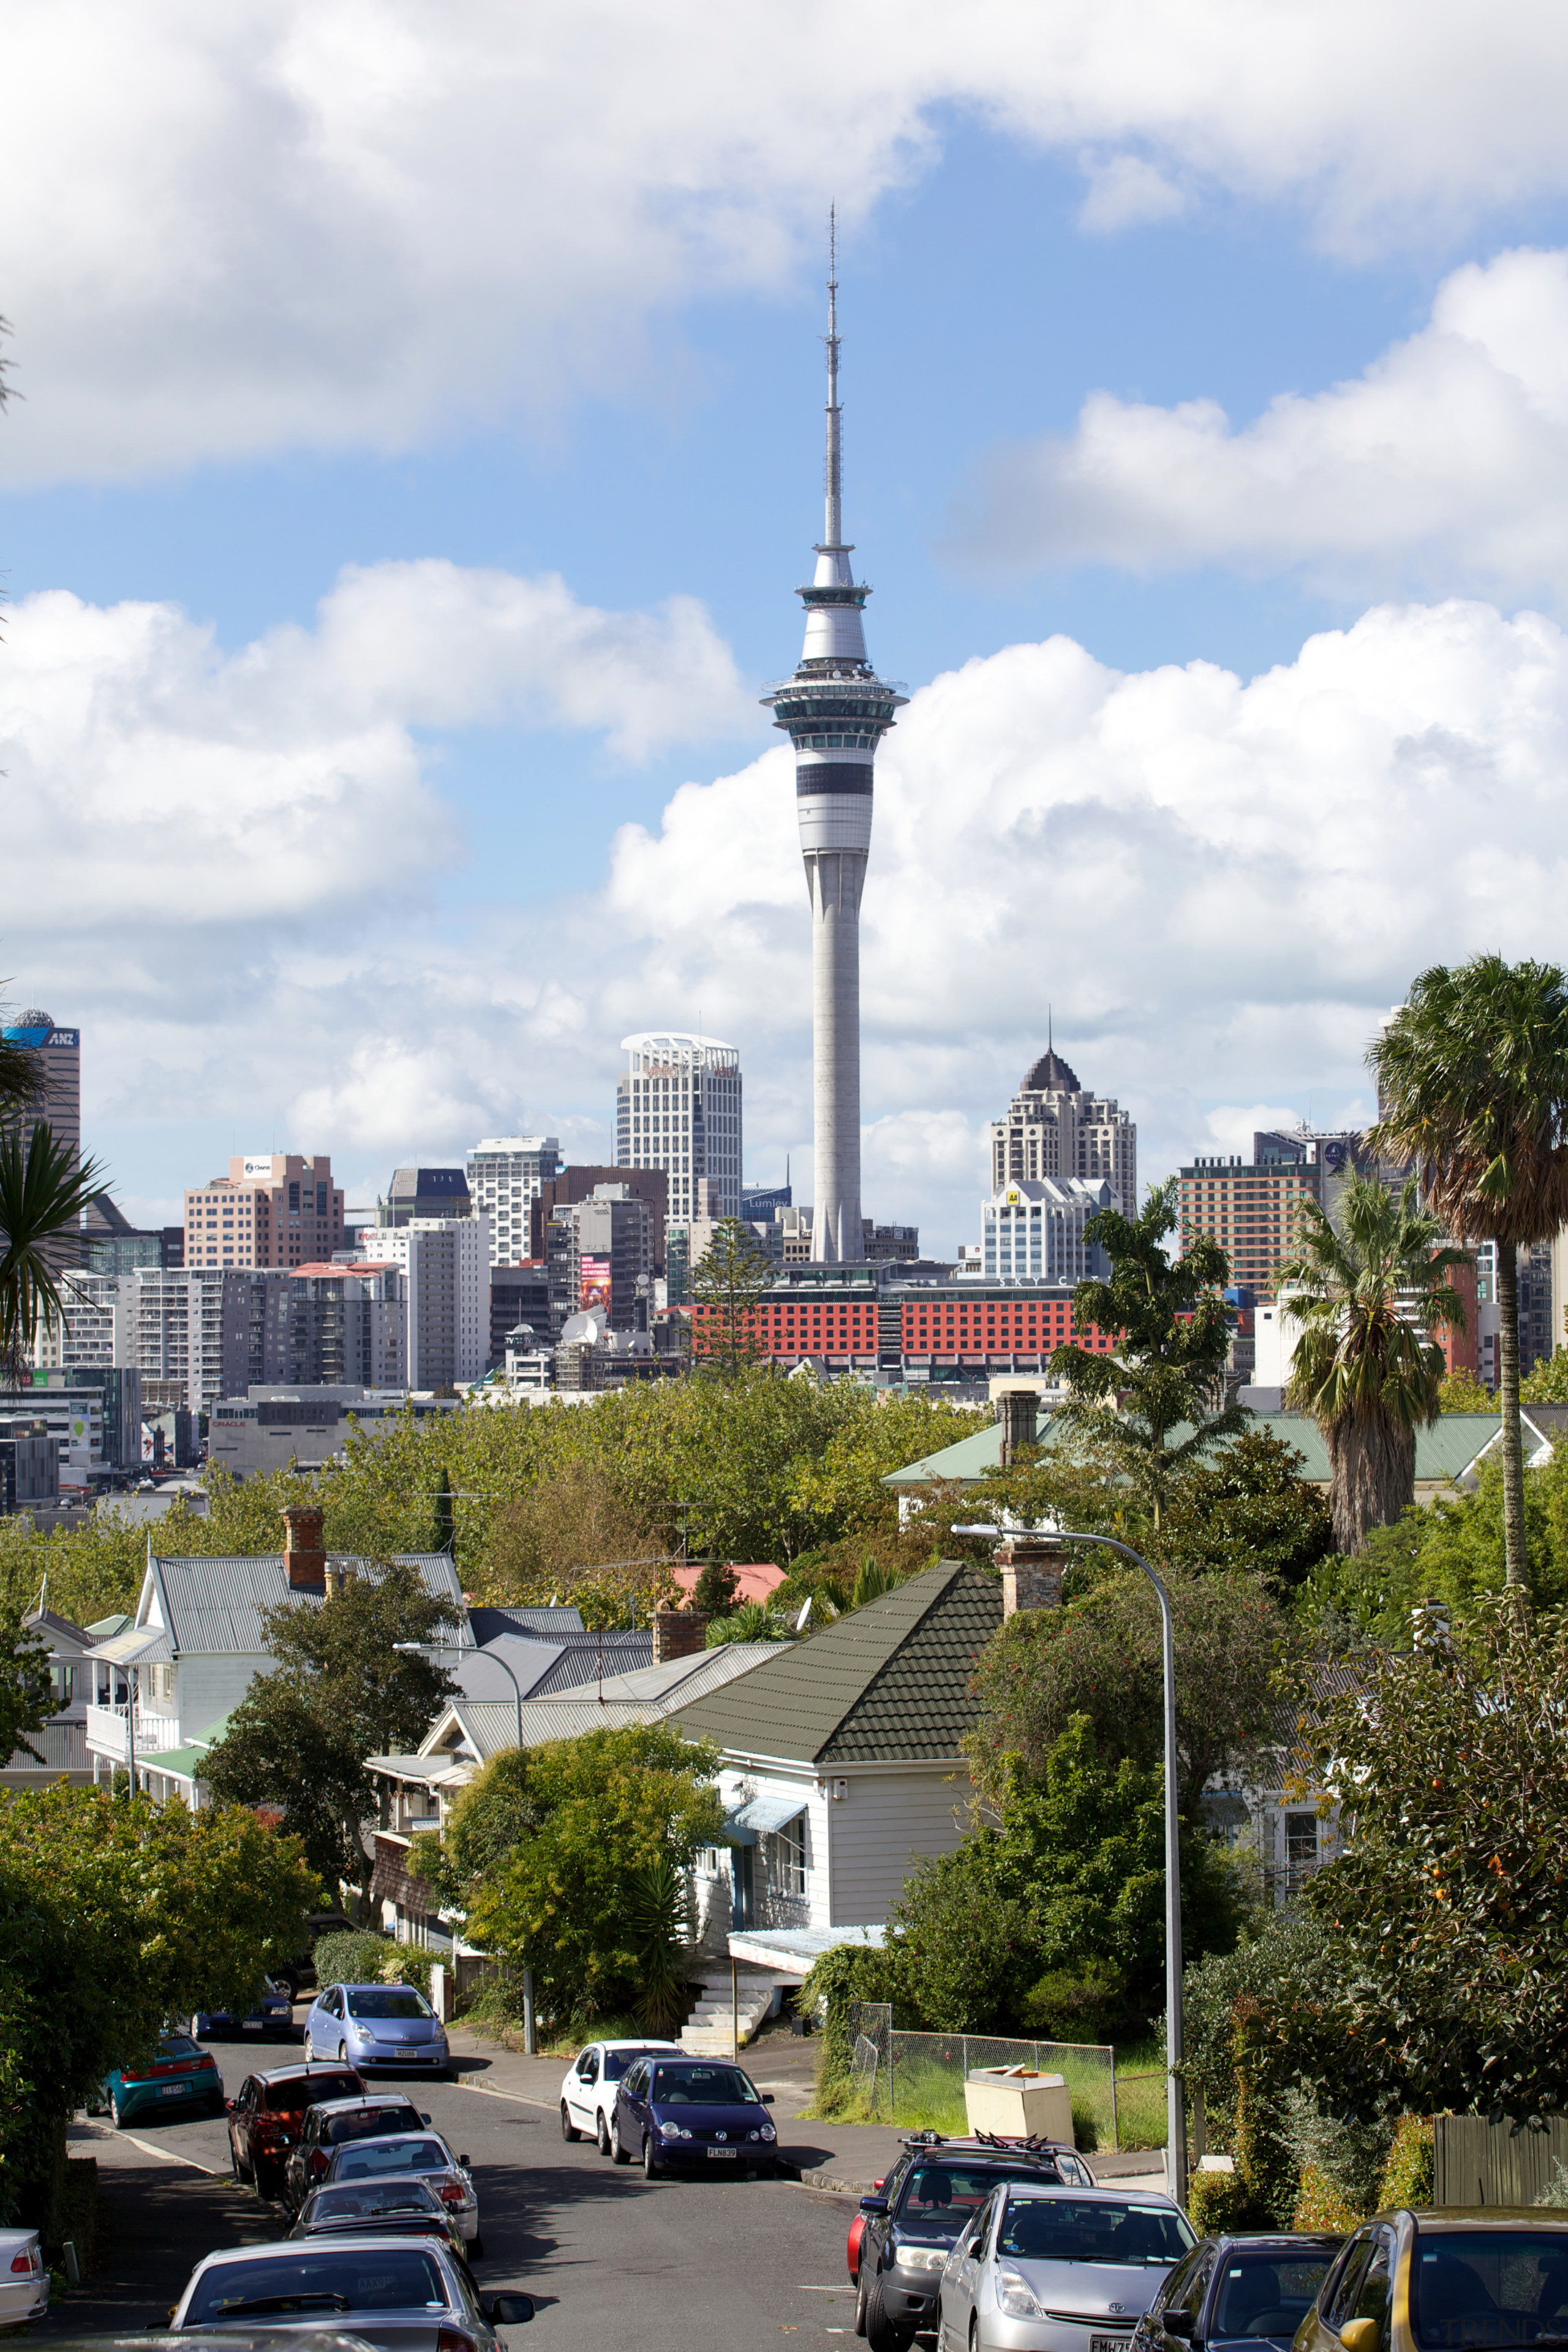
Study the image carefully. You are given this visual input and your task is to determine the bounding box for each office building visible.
[989,1041,1137,1208]
[381,1167,471,1227]
[533,1163,670,1275]
[1178,1157,1322,1304]
[489,1264,553,1368]
[208,1387,461,1481]
[616,1033,743,1223]
[356,1218,489,1388]
[544,1186,651,1333]
[760,239,905,1264]
[467,1137,561,1267]
[981,1180,1117,1286]
[0,1417,59,1514]
[185,1154,344,1270]
[1,1012,80,1167]
[80,1196,167,1275]
[742,1180,791,1220]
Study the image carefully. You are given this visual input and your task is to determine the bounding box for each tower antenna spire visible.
[824,205,842,548]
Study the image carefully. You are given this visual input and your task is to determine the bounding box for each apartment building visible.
[184,1154,344,1271]
[467,1137,561,1267]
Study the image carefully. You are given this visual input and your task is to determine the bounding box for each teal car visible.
[90,2032,225,2127]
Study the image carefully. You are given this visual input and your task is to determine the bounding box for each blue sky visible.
[10,7,1568,1251]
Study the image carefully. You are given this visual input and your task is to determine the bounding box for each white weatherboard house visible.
[84,1505,469,1805]
[670,1558,1005,1955]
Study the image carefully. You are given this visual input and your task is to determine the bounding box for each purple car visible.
[609,2056,777,2180]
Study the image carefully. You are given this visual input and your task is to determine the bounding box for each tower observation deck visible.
[761,218,906,1264]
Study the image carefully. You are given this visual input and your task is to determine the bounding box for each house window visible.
[1285,1811,1318,1897]
[766,1817,807,1899]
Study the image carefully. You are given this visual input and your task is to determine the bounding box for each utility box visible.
[963,2066,1074,2144]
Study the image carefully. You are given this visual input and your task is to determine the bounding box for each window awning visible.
[724,1791,807,1845]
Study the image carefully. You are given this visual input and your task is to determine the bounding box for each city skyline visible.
[10,11,1568,1254]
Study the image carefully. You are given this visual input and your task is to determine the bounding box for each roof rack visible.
[899,2129,1079,2158]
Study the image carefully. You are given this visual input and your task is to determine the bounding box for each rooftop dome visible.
[1022,1047,1082,1095]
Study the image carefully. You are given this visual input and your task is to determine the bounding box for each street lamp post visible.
[394,1639,533,2055]
[957,1524,1188,2206]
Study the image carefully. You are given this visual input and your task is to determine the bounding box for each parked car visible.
[559,2038,682,2151]
[90,2032,225,2128]
[282,2095,431,2215]
[0,2230,48,2329]
[937,2182,1195,2352]
[169,2234,533,2348]
[850,2135,1099,2304]
[609,2054,778,2180]
[289,2176,469,2264]
[191,1978,295,2040]
[226,2062,365,2198]
[1136,2231,1342,2352]
[304,1983,451,2077]
[323,2131,483,2255]
[271,1910,358,2002]
[1293,2207,1568,2352]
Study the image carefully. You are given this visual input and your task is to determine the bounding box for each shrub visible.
[1188,2168,1256,2235]
[798,1942,899,2110]
[1378,2115,1434,2210]
[313,1929,396,1987]
[1292,2162,1363,2231]
[1281,2088,1392,2218]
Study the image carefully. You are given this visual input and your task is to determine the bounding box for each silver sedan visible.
[939,2183,1194,2352]
[170,2233,532,2352]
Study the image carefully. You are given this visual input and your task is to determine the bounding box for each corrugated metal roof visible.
[467,1604,587,1642]
[546,1644,778,1709]
[522,1635,654,1695]
[671,1561,1002,1766]
[443,1697,655,1758]
[146,1553,467,1657]
[94,1625,175,1665]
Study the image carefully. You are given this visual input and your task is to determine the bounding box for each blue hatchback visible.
[610,2056,777,2179]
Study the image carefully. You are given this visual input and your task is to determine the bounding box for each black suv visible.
[1136,2231,1343,2352]
[281,2093,429,2214]
[853,2133,1096,2351]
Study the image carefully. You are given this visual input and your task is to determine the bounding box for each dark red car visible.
[226,2062,364,2199]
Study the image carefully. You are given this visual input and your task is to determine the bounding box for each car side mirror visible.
[459,2154,469,2169]
[1163,2312,1195,2339]
[1340,2324,1379,2352]
[421,2113,432,2125]
[488,2294,534,2326]
[225,2099,236,2113]
[859,2196,889,2215]
[762,2094,775,2105]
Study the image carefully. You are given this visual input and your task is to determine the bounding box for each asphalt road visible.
[45,2026,864,2352]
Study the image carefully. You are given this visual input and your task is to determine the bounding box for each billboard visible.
[579,1256,612,1315]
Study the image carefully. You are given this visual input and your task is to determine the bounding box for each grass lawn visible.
[804,2035,1172,2150]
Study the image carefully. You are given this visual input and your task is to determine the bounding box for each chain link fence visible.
[845,2004,1145,2150]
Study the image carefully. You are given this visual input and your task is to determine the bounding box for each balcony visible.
[85,1704,186,1760]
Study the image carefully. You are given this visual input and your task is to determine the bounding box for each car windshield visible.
[345,1989,431,2021]
[186,2248,450,2322]
[332,2139,450,2179]
[650,2065,759,2105]
[1412,2230,1568,2346]
[897,2165,1059,2239]
[997,2199,1196,2266]
[326,2108,421,2143]
[310,2182,444,2222]
[159,2036,205,2061]
[1212,2253,1336,2335]
[605,2049,664,2082]
[265,2074,359,2112]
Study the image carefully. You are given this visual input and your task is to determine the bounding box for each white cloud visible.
[14,575,1568,1253]
[13,6,1568,480]
[961,246,1568,605]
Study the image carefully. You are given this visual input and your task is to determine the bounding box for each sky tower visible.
[762,219,906,1263]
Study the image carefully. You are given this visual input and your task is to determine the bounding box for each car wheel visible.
[610,2113,630,2165]
[596,2111,611,2156]
[854,2272,869,2338]
[470,2233,485,2261]
[337,2042,348,2065]
[642,2133,658,2180]
[303,2032,316,2062]
[560,2103,581,2143]
[110,2090,129,2130]
[864,2271,913,2352]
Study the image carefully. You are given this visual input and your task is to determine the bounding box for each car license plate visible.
[1091,2334,1130,2351]
[157,2082,189,2097]
[243,2019,263,2031]
[707,2147,739,2160]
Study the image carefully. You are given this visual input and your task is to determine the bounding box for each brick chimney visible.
[282,1504,326,1590]
[998,1388,1039,1469]
[994,1528,1065,1618]
[652,1607,709,1664]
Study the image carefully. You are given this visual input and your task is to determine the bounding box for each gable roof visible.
[404,1643,780,1768]
[467,1604,587,1642]
[671,1558,1003,1766]
[142,1552,468,1657]
[452,1630,654,1705]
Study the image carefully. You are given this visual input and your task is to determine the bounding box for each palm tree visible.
[1370,956,1568,1593]
[0,1123,108,1385]
[1274,1174,1469,1555]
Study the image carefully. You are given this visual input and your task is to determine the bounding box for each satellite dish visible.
[794,1596,813,1634]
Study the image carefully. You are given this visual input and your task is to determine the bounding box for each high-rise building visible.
[616,1034,742,1223]
[989,1042,1137,1208]
[466,1137,561,1267]
[533,1164,670,1275]
[80,1196,166,1274]
[1178,1156,1322,1303]
[760,228,905,1264]
[1,1012,80,1167]
[184,1155,343,1270]
[981,1180,1115,1286]
[355,1218,489,1389]
[382,1168,471,1227]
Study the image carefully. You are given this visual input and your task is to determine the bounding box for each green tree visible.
[965,1566,1295,1820]
[432,1466,455,1554]
[690,1559,739,1615]
[203,1673,381,1902]
[0,1612,52,1766]
[1438,1370,1495,1413]
[1371,955,1568,1594]
[0,1125,109,1384]
[1159,1430,1334,1588]
[1049,1180,1243,1533]
[445,1722,725,2032]
[1522,1332,1568,1403]
[1275,1174,1469,1555]
[690,1219,777,1381]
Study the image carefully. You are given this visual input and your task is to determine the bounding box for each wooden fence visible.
[1434,2114,1568,2207]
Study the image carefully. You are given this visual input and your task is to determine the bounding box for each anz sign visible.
[46,1031,79,1049]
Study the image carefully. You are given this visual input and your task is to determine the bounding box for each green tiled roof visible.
[882,1411,1543,1491]
[671,1558,1002,1766]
